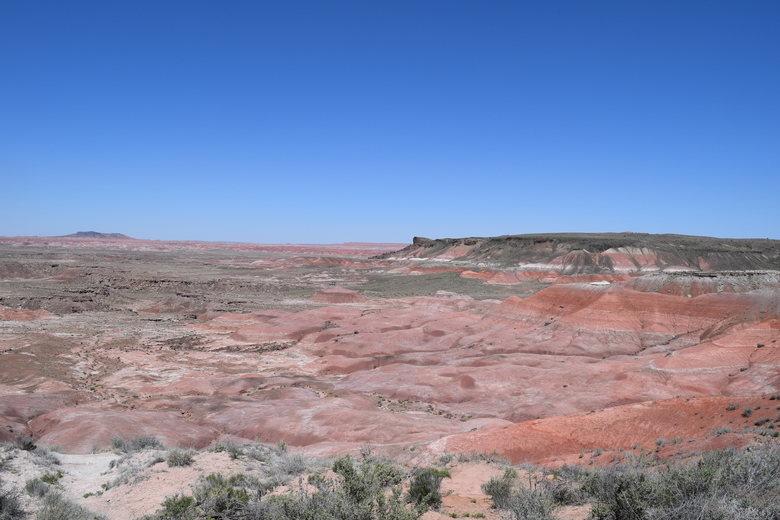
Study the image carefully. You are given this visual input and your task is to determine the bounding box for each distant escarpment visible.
[380,233,780,273]
[62,231,132,239]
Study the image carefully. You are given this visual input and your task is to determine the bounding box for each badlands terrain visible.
[0,231,779,519]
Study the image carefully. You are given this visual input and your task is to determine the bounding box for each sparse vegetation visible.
[146,455,432,520]
[455,452,510,465]
[27,447,60,467]
[25,478,50,498]
[166,449,195,467]
[0,477,25,520]
[263,452,313,489]
[105,456,152,489]
[111,436,164,453]
[212,440,243,459]
[193,474,250,518]
[36,492,106,520]
[577,443,780,520]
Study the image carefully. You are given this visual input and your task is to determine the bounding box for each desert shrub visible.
[249,485,418,520]
[251,457,419,520]
[482,468,517,509]
[274,453,307,476]
[111,436,164,453]
[13,434,35,452]
[36,492,105,520]
[408,467,450,510]
[148,457,422,520]
[0,478,25,520]
[503,480,558,520]
[438,454,453,465]
[39,472,62,486]
[212,440,243,459]
[149,495,197,520]
[264,453,313,488]
[166,449,194,467]
[584,469,650,520]
[105,456,152,489]
[543,475,585,506]
[25,478,50,498]
[244,443,281,462]
[574,444,780,520]
[742,408,754,418]
[193,474,250,518]
[32,447,59,467]
[333,456,405,504]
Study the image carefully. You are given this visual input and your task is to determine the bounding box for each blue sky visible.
[2,1,778,243]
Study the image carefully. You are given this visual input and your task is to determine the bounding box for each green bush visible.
[333,456,404,503]
[193,474,250,518]
[151,495,196,520]
[408,467,450,510]
[584,470,649,520]
[482,468,516,509]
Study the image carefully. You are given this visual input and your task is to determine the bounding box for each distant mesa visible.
[383,232,780,273]
[62,231,133,239]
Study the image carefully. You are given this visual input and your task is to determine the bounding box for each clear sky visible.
[2,1,779,243]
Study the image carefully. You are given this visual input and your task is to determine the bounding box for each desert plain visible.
[0,232,778,519]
